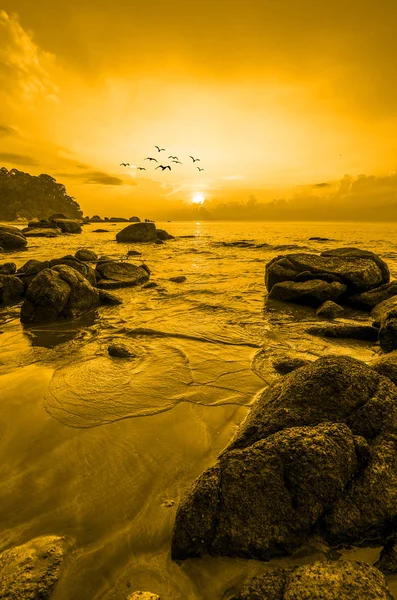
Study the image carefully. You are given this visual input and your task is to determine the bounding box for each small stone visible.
[155,239,164,245]
[108,344,135,358]
[127,250,142,256]
[143,282,158,289]
[169,276,186,283]
[316,300,344,319]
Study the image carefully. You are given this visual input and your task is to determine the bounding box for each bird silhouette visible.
[137,167,146,170]
[120,163,130,166]
[155,146,166,152]
[197,167,204,171]
[169,155,179,159]
[171,160,182,164]
[190,156,200,162]
[145,157,158,162]
[155,165,171,171]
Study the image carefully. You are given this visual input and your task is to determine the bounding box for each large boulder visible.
[371,297,397,353]
[20,265,101,324]
[321,247,390,285]
[27,219,54,229]
[372,352,397,386]
[0,536,65,600]
[17,259,51,289]
[268,279,346,307]
[171,423,364,560]
[228,561,393,600]
[49,218,82,234]
[265,250,389,296]
[49,255,96,286]
[116,222,157,243]
[96,261,149,289]
[0,262,16,275]
[156,228,174,241]
[75,249,98,262]
[172,356,397,561]
[0,224,28,251]
[0,274,25,307]
[349,281,397,311]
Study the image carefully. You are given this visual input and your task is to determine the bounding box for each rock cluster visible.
[116,222,174,243]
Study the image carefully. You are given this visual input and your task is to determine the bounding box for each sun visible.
[192,193,205,205]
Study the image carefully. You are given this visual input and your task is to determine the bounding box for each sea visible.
[1,220,397,599]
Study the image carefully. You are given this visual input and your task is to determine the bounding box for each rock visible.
[26,219,54,228]
[269,279,346,307]
[17,260,51,289]
[265,250,388,296]
[129,216,141,222]
[49,255,96,286]
[0,224,28,251]
[75,249,98,262]
[156,229,174,241]
[110,217,129,222]
[98,290,122,305]
[49,218,82,234]
[171,423,363,561]
[0,274,25,306]
[308,236,330,241]
[305,324,379,341]
[127,592,161,600]
[272,356,310,375]
[155,239,164,245]
[97,255,113,262]
[349,281,397,311]
[21,265,100,324]
[321,247,390,286]
[116,222,157,243]
[316,300,344,319]
[23,227,61,237]
[378,317,397,353]
[372,297,397,326]
[96,261,149,289]
[372,352,397,386]
[90,215,103,222]
[0,535,65,600]
[169,275,186,283]
[143,282,158,289]
[0,262,16,275]
[376,539,397,574]
[140,263,151,275]
[108,344,135,358]
[229,561,393,600]
[92,228,109,233]
[127,250,142,256]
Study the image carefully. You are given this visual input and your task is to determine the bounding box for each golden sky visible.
[1,1,397,218]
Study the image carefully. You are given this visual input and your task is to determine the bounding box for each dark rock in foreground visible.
[321,247,390,285]
[116,222,157,243]
[0,535,65,600]
[272,356,310,374]
[20,265,101,324]
[306,323,379,341]
[228,561,393,600]
[0,262,16,275]
[49,255,96,286]
[172,356,397,561]
[98,290,122,305]
[96,261,149,289]
[350,281,397,311]
[172,423,363,560]
[0,224,28,251]
[269,279,346,307]
[372,352,397,386]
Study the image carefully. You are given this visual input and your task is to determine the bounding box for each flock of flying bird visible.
[119,146,204,173]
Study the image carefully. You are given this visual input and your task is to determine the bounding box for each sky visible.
[1,0,397,220]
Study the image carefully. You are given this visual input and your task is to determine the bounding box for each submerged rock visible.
[269,279,346,307]
[21,265,100,324]
[306,323,379,341]
[169,275,186,283]
[116,222,157,243]
[0,535,65,600]
[316,300,344,319]
[156,228,174,241]
[23,227,61,237]
[96,261,149,289]
[108,343,135,358]
[0,224,28,251]
[228,561,393,600]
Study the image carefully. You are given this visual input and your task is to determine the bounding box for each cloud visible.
[0,152,39,165]
[311,182,331,188]
[0,124,19,137]
[54,170,131,186]
[0,10,58,102]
